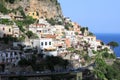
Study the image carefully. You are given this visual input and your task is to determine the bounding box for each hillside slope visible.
[0,0,62,18]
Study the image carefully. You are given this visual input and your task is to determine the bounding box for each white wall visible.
[32,38,54,50]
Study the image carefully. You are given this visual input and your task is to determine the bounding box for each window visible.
[10,59,12,62]
[37,30,41,32]
[40,30,41,33]
[3,34,6,37]
[33,13,34,15]
[2,59,4,62]
[49,42,51,45]
[6,54,8,57]
[9,28,11,32]
[19,52,22,55]
[16,57,18,60]
[41,42,43,46]
[14,52,17,55]
[36,11,39,16]
[45,42,47,45]
[3,27,5,31]
[10,52,12,57]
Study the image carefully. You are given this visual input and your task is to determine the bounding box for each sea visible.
[95,33,120,57]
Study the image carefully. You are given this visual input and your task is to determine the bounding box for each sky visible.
[58,0,120,34]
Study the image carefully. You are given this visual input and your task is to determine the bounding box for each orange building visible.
[72,22,81,34]
[65,38,71,48]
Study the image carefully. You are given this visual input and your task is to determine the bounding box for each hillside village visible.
[0,13,114,64]
[0,0,119,80]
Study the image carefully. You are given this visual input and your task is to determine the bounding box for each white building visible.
[0,24,20,38]
[0,24,12,37]
[31,38,57,56]
[12,24,20,37]
[83,36,98,51]
[0,15,12,20]
[54,25,65,39]
[0,50,24,65]
[29,18,53,38]
[65,30,76,46]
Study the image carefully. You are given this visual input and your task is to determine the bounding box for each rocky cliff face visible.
[4,0,62,18]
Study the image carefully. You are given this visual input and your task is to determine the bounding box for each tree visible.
[18,58,30,67]
[19,35,25,41]
[75,32,78,35]
[105,65,117,80]
[66,47,75,52]
[5,0,15,4]
[26,31,34,38]
[80,27,86,34]
[45,56,69,71]
[64,22,73,30]
[0,3,9,14]
[93,50,108,80]
[46,18,56,25]
[0,19,13,25]
[107,41,119,50]
[9,0,15,4]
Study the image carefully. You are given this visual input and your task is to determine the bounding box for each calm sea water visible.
[95,33,120,57]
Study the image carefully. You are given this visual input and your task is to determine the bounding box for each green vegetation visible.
[45,56,69,71]
[80,27,88,34]
[102,52,110,58]
[50,0,59,5]
[75,32,78,35]
[91,48,120,80]
[94,59,120,80]
[17,6,26,18]
[26,31,38,39]
[5,0,15,4]
[0,35,18,44]
[18,34,25,41]
[15,16,36,26]
[46,18,64,25]
[64,22,73,30]
[66,47,75,52]
[92,50,97,54]
[15,16,36,32]
[89,32,94,36]
[26,31,33,38]
[0,19,13,25]
[107,41,119,50]
[18,58,30,67]
[100,41,104,45]
[13,7,36,32]
[83,54,91,62]
[46,18,56,25]
[18,54,69,71]
[0,3,9,14]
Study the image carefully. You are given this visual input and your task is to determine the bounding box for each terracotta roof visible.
[96,40,101,42]
[41,34,56,39]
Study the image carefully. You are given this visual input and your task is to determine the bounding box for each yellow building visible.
[28,11,39,19]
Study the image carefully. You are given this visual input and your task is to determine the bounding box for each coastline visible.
[95,33,120,57]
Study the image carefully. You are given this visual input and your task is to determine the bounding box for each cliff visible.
[1,0,62,19]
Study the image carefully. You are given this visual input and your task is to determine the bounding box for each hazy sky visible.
[58,0,120,33]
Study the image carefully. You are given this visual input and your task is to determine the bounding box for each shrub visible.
[0,19,13,25]
[0,3,9,14]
